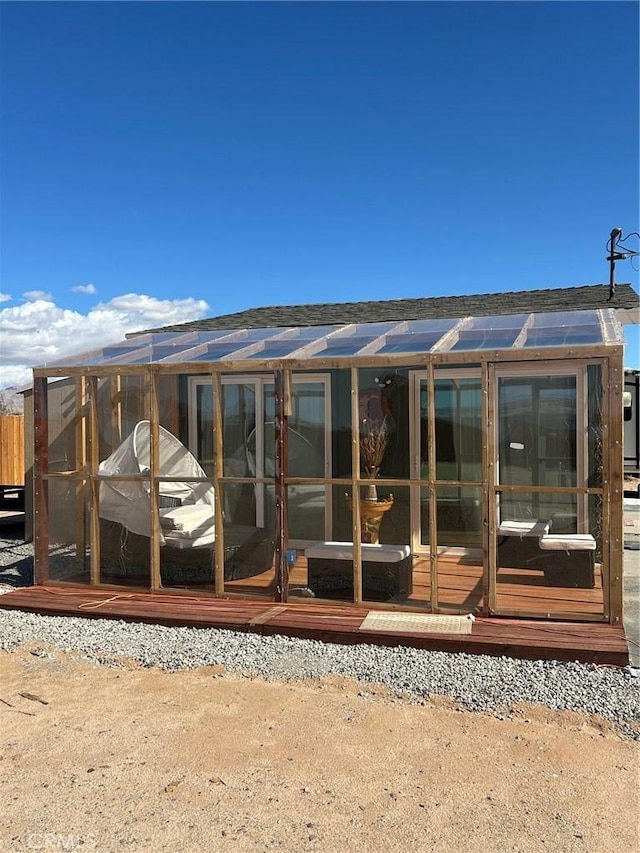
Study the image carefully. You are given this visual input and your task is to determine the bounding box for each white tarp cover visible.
[99,421,215,547]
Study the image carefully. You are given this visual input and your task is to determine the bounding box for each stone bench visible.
[306,542,413,602]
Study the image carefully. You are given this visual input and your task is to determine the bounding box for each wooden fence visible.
[0,415,25,486]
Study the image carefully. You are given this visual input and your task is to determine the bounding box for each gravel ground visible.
[1,523,639,739]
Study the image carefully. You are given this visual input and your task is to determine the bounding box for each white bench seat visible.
[538,533,596,589]
[498,520,550,538]
[539,534,596,551]
[305,542,412,601]
[305,542,411,563]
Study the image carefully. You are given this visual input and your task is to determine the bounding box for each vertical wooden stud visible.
[487,363,499,614]
[112,374,122,448]
[350,367,362,605]
[607,355,624,624]
[33,376,49,584]
[88,376,101,585]
[74,377,87,562]
[212,371,225,596]
[426,362,438,612]
[274,369,289,602]
[149,372,161,591]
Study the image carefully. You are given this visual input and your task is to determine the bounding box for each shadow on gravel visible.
[0,523,33,589]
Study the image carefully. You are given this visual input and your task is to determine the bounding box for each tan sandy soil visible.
[1,645,638,853]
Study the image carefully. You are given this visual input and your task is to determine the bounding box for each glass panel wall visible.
[222,379,260,526]
[497,373,578,525]
[220,376,276,597]
[495,491,604,617]
[223,491,276,596]
[493,366,605,618]
[48,479,91,583]
[95,375,151,586]
[47,377,81,474]
[33,339,616,625]
[416,371,482,550]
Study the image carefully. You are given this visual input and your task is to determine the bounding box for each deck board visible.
[0,585,628,665]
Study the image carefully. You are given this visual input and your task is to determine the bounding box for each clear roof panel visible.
[450,330,520,351]
[40,309,621,370]
[376,333,449,354]
[469,314,529,330]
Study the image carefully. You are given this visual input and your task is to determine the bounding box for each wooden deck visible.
[51,552,608,617]
[0,583,629,665]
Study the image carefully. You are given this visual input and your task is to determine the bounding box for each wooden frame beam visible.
[33,377,49,585]
[274,370,289,602]
[350,367,362,604]
[608,354,624,624]
[212,372,225,596]
[88,376,101,586]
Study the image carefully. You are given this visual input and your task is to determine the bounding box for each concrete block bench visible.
[538,533,596,589]
[305,542,413,602]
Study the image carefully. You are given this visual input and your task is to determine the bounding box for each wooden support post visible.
[607,356,624,624]
[350,367,362,604]
[274,370,289,602]
[426,362,438,612]
[212,372,225,596]
[481,361,490,614]
[74,377,87,561]
[33,377,49,585]
[148,373,161,591]
[487,363,499,614]
[88,376,101,585]
[111,374,122,448]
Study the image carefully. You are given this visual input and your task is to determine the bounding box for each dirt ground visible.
[1,646,638,853]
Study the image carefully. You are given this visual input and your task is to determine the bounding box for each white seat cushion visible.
[159,505,212,537]
[498,520,550,538]
[305,541,411,563]
[539,534,596,551]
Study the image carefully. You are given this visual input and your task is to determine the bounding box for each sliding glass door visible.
[491,365,605,619]
[497,372,581,529]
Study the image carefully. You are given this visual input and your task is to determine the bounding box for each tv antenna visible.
[606,227,639,297]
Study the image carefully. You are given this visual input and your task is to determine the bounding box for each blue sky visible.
[1,1,638,387]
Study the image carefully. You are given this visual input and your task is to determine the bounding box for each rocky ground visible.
[1,519,639,851]
[1,644,639,853]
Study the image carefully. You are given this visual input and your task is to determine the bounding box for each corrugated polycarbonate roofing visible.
[42,309,623,369]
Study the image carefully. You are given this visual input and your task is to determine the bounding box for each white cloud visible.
[71,283,97,294]
[0,365,33,392]
[0,293,210,390]
[0,293,11,303]
[23,289,53,302]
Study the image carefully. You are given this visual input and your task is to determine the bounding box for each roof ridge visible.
[128,282,638,337]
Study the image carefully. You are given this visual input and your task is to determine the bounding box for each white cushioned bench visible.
[306,542,411,562]
[498,520,550,538]
[305,542,413,601]
[538,533,596,588]
[496,520,550,570]
[539,534,596,551]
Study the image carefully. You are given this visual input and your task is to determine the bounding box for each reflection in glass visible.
[498,375,577,524]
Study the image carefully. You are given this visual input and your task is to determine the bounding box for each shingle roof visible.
[132,283,639,336]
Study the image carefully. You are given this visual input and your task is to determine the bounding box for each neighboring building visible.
[624,368,640,478]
